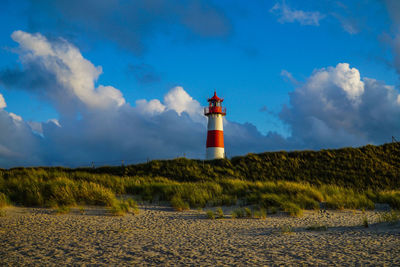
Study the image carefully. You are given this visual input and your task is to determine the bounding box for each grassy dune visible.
[0,142,400,215]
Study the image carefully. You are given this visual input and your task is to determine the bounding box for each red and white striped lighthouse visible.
[204,91,226,160]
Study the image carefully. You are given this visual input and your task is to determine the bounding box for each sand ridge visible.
[0,206,399,266]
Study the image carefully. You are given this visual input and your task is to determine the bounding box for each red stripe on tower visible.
[206,130,224,148]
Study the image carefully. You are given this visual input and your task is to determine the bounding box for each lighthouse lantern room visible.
[204,91,226,160]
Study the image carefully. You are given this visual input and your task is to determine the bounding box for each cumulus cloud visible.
[135,99,166,116]
[0,109,43,167]
[270,1,325,26]
[280,63,400,149]
[6,31,125,113]
[164,86,203,118]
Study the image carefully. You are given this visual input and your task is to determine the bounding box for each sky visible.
[0,0,400,167]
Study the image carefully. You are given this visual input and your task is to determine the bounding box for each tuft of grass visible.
[78,205,85,214]
[282,202,303,217]
[232,207,252,219]
[170,195,189,211]
[54,205,71,214]
[252,208,267,219]
[206,210,215,219]
[306,224,328,231]
[109,200,129,216]
[215,207,224,219]
[244,207,252,218]
[109,198,139,216]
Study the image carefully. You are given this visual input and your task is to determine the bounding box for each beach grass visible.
[0,143,400,213]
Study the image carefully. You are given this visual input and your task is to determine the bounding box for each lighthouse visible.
[204,91,226,160]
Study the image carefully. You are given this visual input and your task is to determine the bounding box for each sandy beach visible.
[0,205,399,266]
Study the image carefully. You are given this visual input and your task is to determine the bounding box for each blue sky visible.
[0,0,400,167]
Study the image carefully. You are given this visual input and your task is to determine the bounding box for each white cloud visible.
[306,63,364,104]
[164,86,203,121]
[0,108,43,166]
[270,1,325,26]
[280,63,400,149]
[135,99,166,115]
[281,69,300,85]
[9,112,23,122]
[0,94,6,109]
[10,30,125,111]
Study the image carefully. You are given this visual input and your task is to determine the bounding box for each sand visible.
[0,205,399,266]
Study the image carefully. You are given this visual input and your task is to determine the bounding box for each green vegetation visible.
[206,210,215,219]
[109,198,139,216]
[379,210,400,223]
[216,207,224,219]
[0,192,9,208]
[231,207,253,218]
[252,208,267,219]
[0,143,399,215]
[54,205,71,214]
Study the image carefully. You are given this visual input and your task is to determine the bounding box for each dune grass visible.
[206,210,215,219]
[0,171,399,215]
[109,198,139,216]
[0,143,400,215]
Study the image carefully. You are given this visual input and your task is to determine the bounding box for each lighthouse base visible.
[206,147,225,160]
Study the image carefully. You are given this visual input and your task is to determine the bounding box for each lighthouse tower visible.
[204,91,226,160]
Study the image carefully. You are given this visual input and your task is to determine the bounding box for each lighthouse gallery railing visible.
[204,106,226,115]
